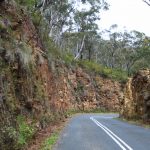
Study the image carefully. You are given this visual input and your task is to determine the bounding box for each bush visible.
[101,68,128,82]
[31,11,43,27]
[15,0,36,10]
[77,60,101,73]
[17,115,35,148]
[62,53,74,65]
[77,60,128,82]
[41,132,59,150]
[0,126,18,150]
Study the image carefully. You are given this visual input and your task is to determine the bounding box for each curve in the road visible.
[54,114,150,150]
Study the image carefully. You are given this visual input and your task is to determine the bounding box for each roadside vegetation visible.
[77,60,128,82]
[41,132,59,150]
[117,117,150,129]
[17,116,36,149]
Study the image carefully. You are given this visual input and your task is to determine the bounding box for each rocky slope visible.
[0,1,122,149]
[120,69,150,122]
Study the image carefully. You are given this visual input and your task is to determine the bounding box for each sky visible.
[99,0,150,36]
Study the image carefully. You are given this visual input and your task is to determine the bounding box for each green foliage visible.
[0,21,4,30]
[78,60,101,73]
[16,42,33,70]
[41,132,59,150]
[46,39,61,58]
[62,53,74,65]
[76,82,84,92]
[101,68,128,82]
[77,60,128,82]
[0,126,18,150]
[6,127,17,139]
[17,115,35,148]
[34,80,45,101]
[15,0,36,10]
[131,59,150,74]
[34,17,61,59]
[31,11,43,27]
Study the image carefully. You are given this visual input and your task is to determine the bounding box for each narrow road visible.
[53,114,150,150]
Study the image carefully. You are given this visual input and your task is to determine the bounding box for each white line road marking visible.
[90,117,133,150]
[90,117,126,150]
[93,119,133,150]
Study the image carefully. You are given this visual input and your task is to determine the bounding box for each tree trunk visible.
[74,35,86,60]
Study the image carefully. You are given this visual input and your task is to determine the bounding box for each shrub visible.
[0,126,18,150]
[17,115,35,148]
[77,60,101,73]
[62,53,74,65]
[77,60,128,82]
[101,68,128,82]
[15,0,36,10]
[41,132,59,150]
[31,11,43,27]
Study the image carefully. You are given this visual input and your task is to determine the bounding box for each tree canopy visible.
[15,0,150,75]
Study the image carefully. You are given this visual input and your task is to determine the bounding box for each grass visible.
[77,60,101,73]
[17,115,36,148]
[15,0,36,10]
[77,60,128,82]
[62,53,74,66]
[40,132,59,150]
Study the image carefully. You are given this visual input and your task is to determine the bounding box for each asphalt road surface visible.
[53,114,150,150]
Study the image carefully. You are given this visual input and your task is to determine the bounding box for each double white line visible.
[90,117,133,150]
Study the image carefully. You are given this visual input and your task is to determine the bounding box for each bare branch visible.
[143,0,150,6]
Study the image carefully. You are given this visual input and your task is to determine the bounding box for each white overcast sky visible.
[99,0,150,36]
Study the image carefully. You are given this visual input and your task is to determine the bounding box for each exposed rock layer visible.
[120,70,150,121]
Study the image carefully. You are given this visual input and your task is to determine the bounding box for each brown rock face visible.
[47,66,122,112]
[120,70,150,121]
[94,76,122,111]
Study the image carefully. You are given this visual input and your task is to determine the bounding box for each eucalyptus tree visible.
[34,0,109,60]
[71,0,109,60]
[96,25,149,74]
[41,0,74,45]
[130,32,150,72]
[73,8,99,60]
[111,30,149,74]
[97,25,122,68]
